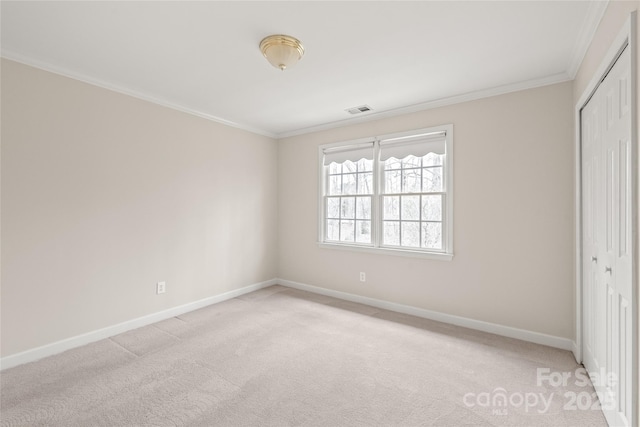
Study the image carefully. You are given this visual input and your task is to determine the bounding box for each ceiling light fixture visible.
[259,34,304,71]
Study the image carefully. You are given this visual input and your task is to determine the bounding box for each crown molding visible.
[276,72,572,139]
[2,47,576,141]
[1,50,277,139]
[566,0,609,79]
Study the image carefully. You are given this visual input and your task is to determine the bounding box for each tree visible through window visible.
[326,158,373,243]
[319,125,453,258]
[381,153,444,249]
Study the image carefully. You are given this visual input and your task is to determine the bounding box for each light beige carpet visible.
[1,285,607,426]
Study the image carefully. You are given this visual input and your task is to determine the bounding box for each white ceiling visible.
[1,1,608,138]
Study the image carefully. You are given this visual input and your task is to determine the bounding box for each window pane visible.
[355,220,371,243]
[357,158,373,172]
[356,197,371,219]
[384,158,402,170]
[401,196,420,220]
[422,167,443,192]
[383,196,399,220]
[384,170,401,194]
[343,173,356,195]
[423,153,443,167]
[403,169,421,193]
[401,222,420,247]
[343,160,357,173]
[327,197,340,219]
[422,222,442,249]
[421,195,442,221]
[340,220,355,242]
[329,175,341,195]
[383,221,400,246]
[326,220,340,241]
[358,172,373,194]
[402,155,421,168]
[321,128,451,253]
[341,197,355,219]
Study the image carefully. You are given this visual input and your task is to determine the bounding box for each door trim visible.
[575,11,638,426]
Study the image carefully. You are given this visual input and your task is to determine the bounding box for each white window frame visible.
[318,124,453,261]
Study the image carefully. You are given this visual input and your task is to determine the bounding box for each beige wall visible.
[5,2,640,359]
[1,59,278,357]
[278,82,575,339]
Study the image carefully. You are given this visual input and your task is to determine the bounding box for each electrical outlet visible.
[359,272,366,282]
[156,281,166,294]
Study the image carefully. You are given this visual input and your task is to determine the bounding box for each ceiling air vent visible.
[345,105,373,115]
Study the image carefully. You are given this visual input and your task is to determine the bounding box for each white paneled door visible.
[581,45,633,427]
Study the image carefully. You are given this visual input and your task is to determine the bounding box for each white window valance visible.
[322,141,374,165]
[379,131,446,161]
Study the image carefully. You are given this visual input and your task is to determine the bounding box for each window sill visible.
[317,242,454,261]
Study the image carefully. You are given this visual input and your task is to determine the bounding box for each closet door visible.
[581,71,604,379]
[581,45,632,427]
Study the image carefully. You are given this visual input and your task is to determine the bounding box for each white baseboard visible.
[0,279,277,371]
[2,277,577,370]
[572,342,581,364]
[277,278,576,352]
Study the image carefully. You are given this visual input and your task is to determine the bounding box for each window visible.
[319,125,453,260]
